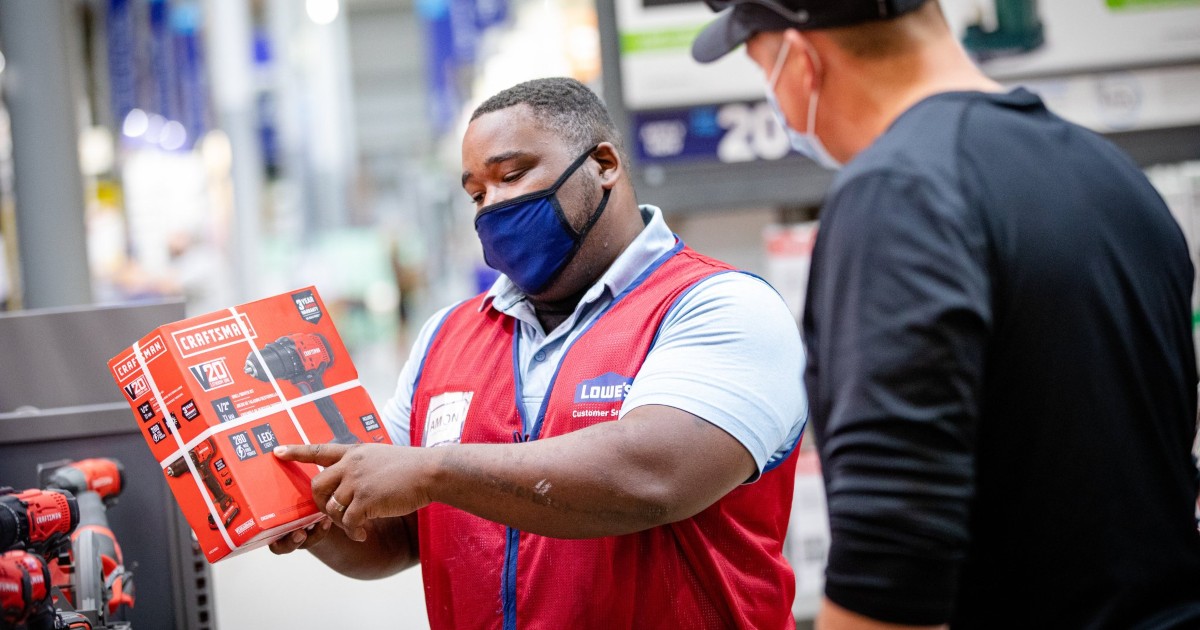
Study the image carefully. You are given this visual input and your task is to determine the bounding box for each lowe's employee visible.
[271,77,808,629]
[694,0,1200,629]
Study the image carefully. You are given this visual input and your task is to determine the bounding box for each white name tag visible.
[423,391,473,448]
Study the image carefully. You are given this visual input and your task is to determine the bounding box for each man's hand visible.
[273,443,436,542]
[268,517,333,555]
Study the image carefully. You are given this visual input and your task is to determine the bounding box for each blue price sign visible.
[632,101,795,165]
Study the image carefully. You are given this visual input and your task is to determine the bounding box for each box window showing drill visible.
[107,287,390,562]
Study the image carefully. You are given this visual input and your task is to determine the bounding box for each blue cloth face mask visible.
[765,38,842,170]
[474,145,611,295]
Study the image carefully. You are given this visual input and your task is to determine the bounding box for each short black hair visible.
[470,77,623,156]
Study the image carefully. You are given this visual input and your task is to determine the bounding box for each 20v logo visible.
[123,375,149,401]
[188,358,235,391]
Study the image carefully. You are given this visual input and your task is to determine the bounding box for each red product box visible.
[107,287,390,562]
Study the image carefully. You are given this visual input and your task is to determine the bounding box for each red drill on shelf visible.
[0,488,79,561]
[41,458,135,618]
[0,550,56,629]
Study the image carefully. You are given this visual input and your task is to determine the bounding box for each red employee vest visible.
[410,244,798,630]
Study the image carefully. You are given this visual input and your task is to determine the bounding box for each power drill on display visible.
[0,550,55,630]
[39,459,135,620]
[0,488,78,564]
[165,438,240,530]
[0,488,81,630]
[0,551,96,630]
[244,333,362,445]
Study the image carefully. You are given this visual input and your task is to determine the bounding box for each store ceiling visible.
[344,0,429,181]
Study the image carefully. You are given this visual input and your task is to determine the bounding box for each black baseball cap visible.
[692,0,928,63]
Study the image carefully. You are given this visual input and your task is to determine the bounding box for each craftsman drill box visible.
[107,287,390,562]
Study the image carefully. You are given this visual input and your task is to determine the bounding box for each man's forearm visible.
[427,432,671,538]
[279,405,754,544]
[311,514,418,579]
[423,405,753,539]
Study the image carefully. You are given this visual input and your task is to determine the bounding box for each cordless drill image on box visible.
[244,333,361,445]
[165,438,240,530]
[40,458,135,621]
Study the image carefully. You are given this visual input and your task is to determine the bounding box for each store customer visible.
[694,0,1200,628]
[270,77,808,629]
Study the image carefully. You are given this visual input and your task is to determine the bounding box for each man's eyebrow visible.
[461,150,533,186]
[486,150,530,166]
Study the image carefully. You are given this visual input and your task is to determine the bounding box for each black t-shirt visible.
[804,88,1200,628]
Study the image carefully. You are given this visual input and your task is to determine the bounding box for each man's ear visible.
[783,28,819,93]
[592,142,622,190]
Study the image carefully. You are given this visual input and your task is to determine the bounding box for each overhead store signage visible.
[614,0,799,164]
[941,0,1200,80]
[617,0,1200,139]
[1106,0,1200,8]
[420,0,510,134]
[632,101,797,164]
[938,0,1200,132]
[615,0,766,110]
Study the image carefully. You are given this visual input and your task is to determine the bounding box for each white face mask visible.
[764,37,842,170]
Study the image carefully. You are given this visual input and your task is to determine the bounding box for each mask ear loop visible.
[802,41,823,136]
[767,37,792,90]
[547,144,608,238]
[531,186,611,295]
[569,186,611,240]
[534,146,613,295]
[548,144,601,194]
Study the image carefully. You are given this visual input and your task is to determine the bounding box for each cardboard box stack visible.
[107,287,389,562]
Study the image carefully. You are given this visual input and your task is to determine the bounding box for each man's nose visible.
[480,188,511,209]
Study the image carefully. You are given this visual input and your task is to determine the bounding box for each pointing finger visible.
[274,443,351,467]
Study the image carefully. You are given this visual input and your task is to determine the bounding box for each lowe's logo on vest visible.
[574,372,634,403]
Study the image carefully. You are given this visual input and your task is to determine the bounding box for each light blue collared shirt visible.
[381,205,807,475]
